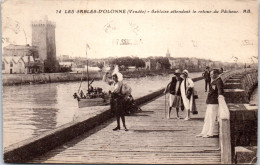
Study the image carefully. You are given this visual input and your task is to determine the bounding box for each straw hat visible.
[182,69,189,76]
[174,69,181,75]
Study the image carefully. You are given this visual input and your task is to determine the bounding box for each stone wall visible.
[2,69,177,86]
[221,69,258,163]
[2,72,104,86]
[223,69,258,103]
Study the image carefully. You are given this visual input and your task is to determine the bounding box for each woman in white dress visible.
[180,70,194,120]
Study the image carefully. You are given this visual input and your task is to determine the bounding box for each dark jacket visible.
[206,77,224,104]
[203,70,211,81]
[168,77,183,96]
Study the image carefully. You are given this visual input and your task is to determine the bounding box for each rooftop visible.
[4,44,38,50]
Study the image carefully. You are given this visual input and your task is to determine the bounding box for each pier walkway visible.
[31,80,221,164]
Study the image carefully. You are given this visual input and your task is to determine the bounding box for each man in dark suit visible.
[197,69,224,138]
[202,66,211,92]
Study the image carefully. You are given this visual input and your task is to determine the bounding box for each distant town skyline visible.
[2,0,258,63]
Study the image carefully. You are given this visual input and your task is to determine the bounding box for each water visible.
[3,72,202,148]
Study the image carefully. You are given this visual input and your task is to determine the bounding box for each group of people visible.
[163,69,196,120]
[103,65,224,138]
[164,67,224,138]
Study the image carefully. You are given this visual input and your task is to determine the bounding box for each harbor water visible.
[3,73,203,148]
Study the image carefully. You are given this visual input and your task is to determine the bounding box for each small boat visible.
[78,97,109,108]
[73,43,110,108]
[73,87,110,108]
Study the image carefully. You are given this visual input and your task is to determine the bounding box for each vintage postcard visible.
[1,0,258,164]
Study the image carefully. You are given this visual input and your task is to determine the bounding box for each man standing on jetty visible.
[202,66,211,92]
[197,69,224,138]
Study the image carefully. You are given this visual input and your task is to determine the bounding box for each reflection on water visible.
[3,72,202,148]
[30,108,58,136]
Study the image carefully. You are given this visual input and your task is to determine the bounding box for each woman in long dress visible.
[180,70,194,120]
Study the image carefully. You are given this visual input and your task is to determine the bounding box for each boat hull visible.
[78,98,110,108]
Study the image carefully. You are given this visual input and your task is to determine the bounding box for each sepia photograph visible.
[1,0,258,164]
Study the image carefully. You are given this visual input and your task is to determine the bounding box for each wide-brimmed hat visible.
[182,69,189,76]
[174,69,181,75]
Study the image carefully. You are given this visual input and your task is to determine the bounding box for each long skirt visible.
[181,93,193,110]
[200,104,218,136]
[110,97,125,116]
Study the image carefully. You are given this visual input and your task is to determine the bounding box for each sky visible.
[1,0,258,63]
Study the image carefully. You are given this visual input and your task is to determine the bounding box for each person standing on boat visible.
[180,70,195,121]
[103,72,128,131]
[163,69,183,119]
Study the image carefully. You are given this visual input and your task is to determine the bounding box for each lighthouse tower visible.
[31,16,58,72]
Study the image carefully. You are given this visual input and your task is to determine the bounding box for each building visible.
[199,59,207,69]
[168,59,176,69]
[128,66,136,71]
[190,58,199,66]
[144,58,157,70]
[2,54,42,74]
[58,55,70,62]
[208,61,214,68]
[71,66,101,73]
[59,61,75,68]
[2,44,43,74]
[32,16,58,72]
[84,66,102,72]
[166,48,171,58]
[213,61,222,68]
[165,49,176,69]
[156,61,162,70]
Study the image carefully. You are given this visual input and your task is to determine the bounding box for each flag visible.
[86,44,90,57]
[86,44,90,49]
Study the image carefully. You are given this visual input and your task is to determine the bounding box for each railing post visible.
[219,119,232,164]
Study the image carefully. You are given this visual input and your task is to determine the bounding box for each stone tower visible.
[31,16,57,72]
[166,48,171,58]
